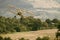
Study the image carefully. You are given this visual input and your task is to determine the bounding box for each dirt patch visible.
[1,29,58,40]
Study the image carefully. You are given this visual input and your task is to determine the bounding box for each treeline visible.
[0,16,60,34]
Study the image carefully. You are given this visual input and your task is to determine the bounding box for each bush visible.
[36,37,42,40]
[19,38,29,40]
[0,36,3,40]
[4,37,12,40]
[42,36,49,40]
[19,38,25,40]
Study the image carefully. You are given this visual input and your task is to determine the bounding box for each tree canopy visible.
[0,16,60,34]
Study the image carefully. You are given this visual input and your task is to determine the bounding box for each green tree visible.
[42,22,48,27]
[52,18,59,28]
[52,18,59,23]
[45,19,51,24]
[57,25,60,30]
[14,27,21,32]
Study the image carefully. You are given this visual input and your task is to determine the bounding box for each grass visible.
[0,29,58,40]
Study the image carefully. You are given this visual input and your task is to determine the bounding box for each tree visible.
[52,18,59,23]
[52,18,60,28]
[45,19,51,24]
[57,25,60,30]
[42,22,48,28]
[14,27,20,32]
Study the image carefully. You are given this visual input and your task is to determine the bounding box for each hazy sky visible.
[0,0,60,20]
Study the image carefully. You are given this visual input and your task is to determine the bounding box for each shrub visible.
[19,38,25,40]
[0,36,3,40]
[4,37,12,40]
[42,36,49,40]
[36,37,42,40]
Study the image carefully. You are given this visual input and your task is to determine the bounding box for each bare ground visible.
[0,29,58,40]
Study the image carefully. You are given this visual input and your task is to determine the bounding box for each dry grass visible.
[0,29,58,40]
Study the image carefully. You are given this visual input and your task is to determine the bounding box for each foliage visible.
[36,37,42,40]
[4,37,12,40]
[0,36,12,40]
[0,16,60,34]
[42,36,49,40]
[19,38,25,40]
[0,36,3,40]
[45,19,51,24]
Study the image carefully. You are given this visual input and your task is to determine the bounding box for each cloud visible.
[0,0,60,20]
[0,0,33,15]
[0,0,33,9]
[55,0,60,3]
[36,8,60,14]
[27,0,60,8]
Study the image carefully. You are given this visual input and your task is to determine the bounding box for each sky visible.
[0,0,60,20]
